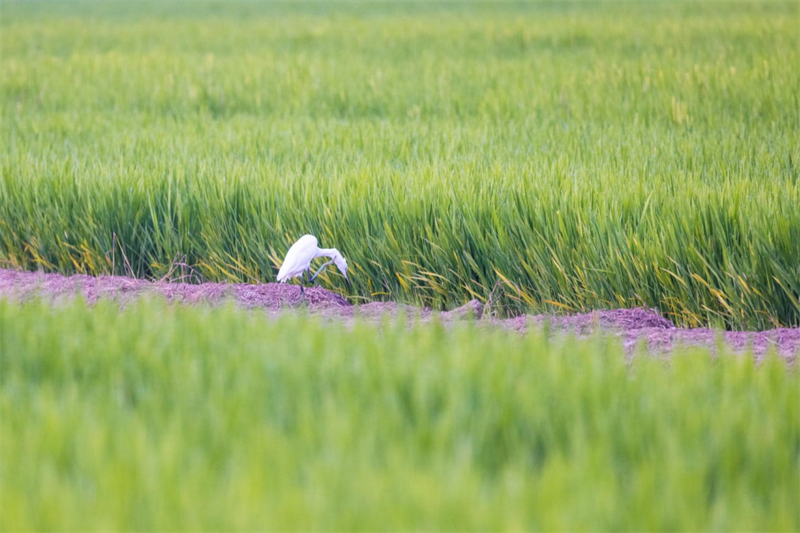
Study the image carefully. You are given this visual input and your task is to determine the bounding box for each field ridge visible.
[2,267,798,360]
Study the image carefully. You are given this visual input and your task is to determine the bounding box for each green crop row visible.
[1,297,798,530]
[1,1,799,328]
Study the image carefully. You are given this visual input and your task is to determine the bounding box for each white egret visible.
[276,234,350,299]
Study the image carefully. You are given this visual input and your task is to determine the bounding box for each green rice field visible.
[2,2,800,530]
[1,1,799,328]
[1,298,798,530]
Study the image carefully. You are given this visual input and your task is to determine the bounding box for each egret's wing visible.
[277,235,318,281]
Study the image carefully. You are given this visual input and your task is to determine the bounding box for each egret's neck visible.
[315,248,340,260]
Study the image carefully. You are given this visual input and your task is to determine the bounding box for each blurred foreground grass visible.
[1,298,798,530]
[1,1,799,328]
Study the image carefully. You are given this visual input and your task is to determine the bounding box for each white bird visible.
[276,234,350,299]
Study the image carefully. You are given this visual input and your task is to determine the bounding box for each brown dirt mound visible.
[0,269,349,310]
[1,268,797,361]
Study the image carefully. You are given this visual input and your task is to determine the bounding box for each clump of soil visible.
[1,269,797,361]
[0,269,349,310]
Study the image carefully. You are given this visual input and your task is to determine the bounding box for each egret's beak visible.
[344,273,352,286]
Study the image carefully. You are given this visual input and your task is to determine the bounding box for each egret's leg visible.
[310,259,334,282]
[299,271,306,300]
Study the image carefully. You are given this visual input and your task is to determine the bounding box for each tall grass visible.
[1,297,798,530]
[1,1,799,328]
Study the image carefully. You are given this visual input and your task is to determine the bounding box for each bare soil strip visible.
[1,269,797,361]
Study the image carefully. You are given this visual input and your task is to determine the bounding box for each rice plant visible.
[1,1,798,328]
[1,297,798,530]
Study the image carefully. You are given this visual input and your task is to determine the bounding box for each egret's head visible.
[333,253,350,285]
